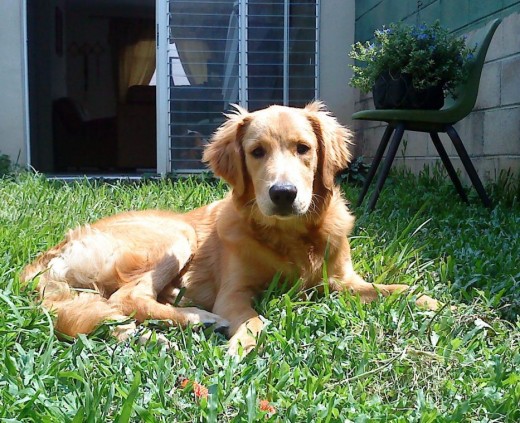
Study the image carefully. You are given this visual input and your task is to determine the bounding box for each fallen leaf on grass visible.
[180,378,209,399]
[259,399,276,414]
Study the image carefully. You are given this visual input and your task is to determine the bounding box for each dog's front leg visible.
[333,264,439,310]
[212,285,263,356]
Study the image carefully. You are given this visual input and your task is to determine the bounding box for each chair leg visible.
[445,125,492,208]
[357,125,394,207]
[367,123,405,211]
[429,132,469,203]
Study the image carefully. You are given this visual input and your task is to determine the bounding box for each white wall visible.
[0,1,28,167]
[318,0,356,135]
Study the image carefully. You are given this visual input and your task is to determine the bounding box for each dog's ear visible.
[305,101,352,190]
[203,105,251,196]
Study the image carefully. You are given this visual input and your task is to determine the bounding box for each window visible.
[162,0,319,172]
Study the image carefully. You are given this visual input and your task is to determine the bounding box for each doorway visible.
[26,0,157,174]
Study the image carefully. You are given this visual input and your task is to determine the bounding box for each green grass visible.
[0,171,519,422]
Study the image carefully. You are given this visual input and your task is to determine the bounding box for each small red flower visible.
[259,399,276,414]
[180,378,208,399]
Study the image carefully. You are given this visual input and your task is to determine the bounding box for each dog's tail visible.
[21,244,130,339]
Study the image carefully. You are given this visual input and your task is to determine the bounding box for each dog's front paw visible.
[183,307,230,331]
[415,294,440,310]
[111,320,138,342]
[228,331,257,357]
[226,317,265,356]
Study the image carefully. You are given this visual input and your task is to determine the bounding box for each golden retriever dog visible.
[22,102,438,355]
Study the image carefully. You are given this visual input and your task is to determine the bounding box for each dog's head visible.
[203,102,352,219]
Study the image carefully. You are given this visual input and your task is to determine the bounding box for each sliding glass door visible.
[156,0,319,174]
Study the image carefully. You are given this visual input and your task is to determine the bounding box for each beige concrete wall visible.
[319,0,356,130]
[353,12,520,182]
[0,1,28,168]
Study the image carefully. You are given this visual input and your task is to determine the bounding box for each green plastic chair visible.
[353,18,501,211]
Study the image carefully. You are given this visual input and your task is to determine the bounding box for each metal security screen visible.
[247,0,319,110]
[158,0,319,173]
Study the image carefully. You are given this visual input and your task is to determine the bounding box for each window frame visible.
[156,0,319,174]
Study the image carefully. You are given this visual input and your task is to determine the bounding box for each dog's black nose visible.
[269,183,297,210]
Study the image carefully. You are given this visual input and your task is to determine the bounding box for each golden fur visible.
[22,102,438,354]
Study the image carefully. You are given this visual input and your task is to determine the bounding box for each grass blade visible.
[115,371,141,423]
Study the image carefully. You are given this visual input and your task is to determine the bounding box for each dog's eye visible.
[296,143,310,155]
[251,147,266,159]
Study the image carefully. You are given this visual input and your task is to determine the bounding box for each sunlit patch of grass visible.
[0,171,518,421]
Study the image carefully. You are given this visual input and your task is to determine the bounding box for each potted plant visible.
[348,20,476,109]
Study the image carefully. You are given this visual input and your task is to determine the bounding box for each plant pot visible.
[372,71,444,110]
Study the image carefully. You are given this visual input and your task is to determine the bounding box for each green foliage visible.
[338,156,371,186]
[488,169,520,208]
[0,172,518,421]
[349,164,520,321]
[349,21,475,96]
[0,152,11,176]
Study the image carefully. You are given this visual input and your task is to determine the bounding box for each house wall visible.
[353,0,520,181]
[0,1,28,168]
[319,0,356,129]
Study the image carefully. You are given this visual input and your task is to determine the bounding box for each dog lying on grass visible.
[22,102,439,355]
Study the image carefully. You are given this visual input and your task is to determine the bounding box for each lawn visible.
[0,170,519,422]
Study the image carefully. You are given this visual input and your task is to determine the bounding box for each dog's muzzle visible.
[269,183,298,216]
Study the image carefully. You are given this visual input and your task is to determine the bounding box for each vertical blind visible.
[166,0,318,172]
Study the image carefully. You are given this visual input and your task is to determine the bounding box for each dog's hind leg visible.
[108,273,229,330]
[108,241,229,332]
[32,279,135,340]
